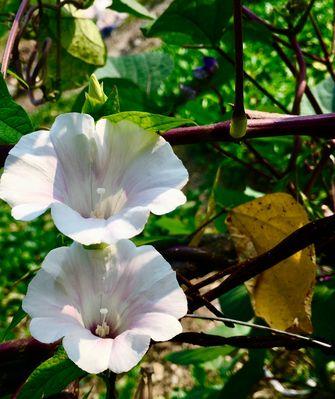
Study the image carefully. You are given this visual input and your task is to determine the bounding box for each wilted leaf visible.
[226,192,317,333]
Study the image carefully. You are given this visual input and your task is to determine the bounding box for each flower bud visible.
[229,114,248,139]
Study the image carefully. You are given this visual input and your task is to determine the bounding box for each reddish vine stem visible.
[2,114,335,165]
[244,141,282,179]
[1,0,30,76]
[213,144,272,180]
[304,142,334,196]
[286,36,306,175]
[272,41,322,114]
[290,36,307,115]
[215,47,290,113]
[172,332,334,354]
[177,273,234,327]
[232,0,246,121]
[197,214,335,307]
[163,113,335,145]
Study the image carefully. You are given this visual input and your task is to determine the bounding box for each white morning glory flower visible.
[0,113,188,245]
[22,240,188,374]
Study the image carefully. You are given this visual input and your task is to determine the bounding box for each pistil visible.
[95,308,110,338]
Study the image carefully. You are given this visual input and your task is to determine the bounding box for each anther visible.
[95,308,110,338]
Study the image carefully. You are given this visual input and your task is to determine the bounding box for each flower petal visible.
[0,130,57,220]
[95,119,188,216]
[130,312,183,341]
[127,187,187,215]
[63,329,113,374]
[50,113,96,217]
[29,316,85,343]
[110,242,188,320]
[102,206,150,243]
[108,331,150,374]
[51,202,107,245]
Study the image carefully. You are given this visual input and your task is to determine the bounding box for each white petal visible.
[23,244,100,329]
[50,113,96,217]
[98,242,187,333]
[127,187,187,215]
[102,207,150,243]
[63,330,113,374]
[108,331,150,374]
[95,119,188,217]
[130,312,183,341]
[12,203,50,221]
[51,203,106,245]
[29,316,85,343]
[0,130,57,219]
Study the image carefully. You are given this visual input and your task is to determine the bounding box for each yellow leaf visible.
[226,192,316,333]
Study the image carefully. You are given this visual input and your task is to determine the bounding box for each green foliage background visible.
[1,0,335,398]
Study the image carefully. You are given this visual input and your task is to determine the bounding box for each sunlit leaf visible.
[144,0,233,45]
[226,192,317,333]
[104,111,195,132]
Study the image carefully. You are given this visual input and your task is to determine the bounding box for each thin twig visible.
[1,0,30,76]
[184,314,332,351]
[244,141,282,179]
[304,143,334,196]
[213,144,272,180]
[215,47,290,114]
[188,207,228,241]
[309,12,335,81]
[188,215,335,310]
[232,0,246,121]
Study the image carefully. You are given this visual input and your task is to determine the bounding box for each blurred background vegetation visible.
[1,0,335,398]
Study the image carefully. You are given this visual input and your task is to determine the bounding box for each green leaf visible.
[312,281,335,340]
[301,77,335,114]
[103,85,121,115]
[208,323,251,338]
[154,216,194,235]
[17,347,86,399]
[39,8,106,91]
[104,111,195,132]
[144,0,233,46]
[218,350,265,399]
[111,0,155,19]
[73,78,157,112]
[0,74,33,144]
[165,346,234,365]
[60,14,106,66]
[219,285,254,322]
[1,307,26,342]
[95,52,173,98]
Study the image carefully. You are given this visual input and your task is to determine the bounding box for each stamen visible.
[97,187,106,203]
[95,308,110,338]
[97,187,106,196]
